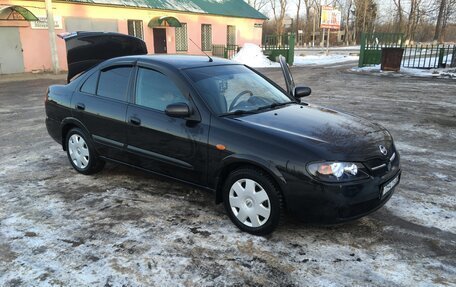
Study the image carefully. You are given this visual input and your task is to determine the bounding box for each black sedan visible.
[45,32,401,235]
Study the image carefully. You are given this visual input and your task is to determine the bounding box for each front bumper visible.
[283,168,401,223]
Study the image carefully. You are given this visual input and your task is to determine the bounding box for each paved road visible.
[0,66,455,286]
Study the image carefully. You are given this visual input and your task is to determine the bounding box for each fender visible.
[60,117,91,150]
[213,154,287,204]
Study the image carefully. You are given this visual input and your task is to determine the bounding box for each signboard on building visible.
[320,6,341,30]
[254,23,263,28]
[31,16,63,30]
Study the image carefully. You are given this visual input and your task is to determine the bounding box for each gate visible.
[262,33,295,65]
[358,32,404,67]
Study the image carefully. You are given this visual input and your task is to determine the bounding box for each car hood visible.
[235,104,393,160]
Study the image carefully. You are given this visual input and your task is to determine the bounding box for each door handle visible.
[76,103,85,111]
[129,116,141,126]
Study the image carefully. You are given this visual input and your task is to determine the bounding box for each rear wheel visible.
[223,168,283,235]
[66,128,104,174]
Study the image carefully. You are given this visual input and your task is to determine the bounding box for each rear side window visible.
[80,71,98,94]
[135,67,188,111]
[97,66,132,101]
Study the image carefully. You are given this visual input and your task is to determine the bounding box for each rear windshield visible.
[185,65,292,115]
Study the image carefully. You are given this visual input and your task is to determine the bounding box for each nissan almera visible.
[45,32,401,235]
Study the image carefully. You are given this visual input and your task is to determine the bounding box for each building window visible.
[175,23,188,52]
[201,24,212,51]
[227,25,236,45]
[128,20,143,40]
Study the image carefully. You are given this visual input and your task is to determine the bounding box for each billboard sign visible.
[320,6,341,30]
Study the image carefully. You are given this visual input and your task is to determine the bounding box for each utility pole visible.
[45,0,60,74]
[312,7,316,47]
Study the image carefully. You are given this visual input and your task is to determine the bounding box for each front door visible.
[153,28,167,54]
[126,66,208,184]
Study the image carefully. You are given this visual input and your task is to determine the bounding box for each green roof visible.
[64,0,267,20]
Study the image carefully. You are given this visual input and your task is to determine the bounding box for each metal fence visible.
[212,44,239,59]
[359,32,456,69]
[402,44,456,69]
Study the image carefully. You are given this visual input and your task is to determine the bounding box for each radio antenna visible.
[189,38,213,62]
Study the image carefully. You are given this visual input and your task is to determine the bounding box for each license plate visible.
[381,175,399,198]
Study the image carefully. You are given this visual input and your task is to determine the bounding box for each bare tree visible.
[295,0,302,37]
[434,0,456,42]
[393,0,404,32]
[270,0,288,35]
[246,0,269,11]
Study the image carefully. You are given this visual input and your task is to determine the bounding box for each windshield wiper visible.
[256,101,294,111]
[219,109,258,117]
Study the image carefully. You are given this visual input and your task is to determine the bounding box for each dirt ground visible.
[0,63,455,286]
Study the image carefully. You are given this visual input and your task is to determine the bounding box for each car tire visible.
[223,168,283,235]
[66,128,105,175]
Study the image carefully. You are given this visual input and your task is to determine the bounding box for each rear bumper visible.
[45,117,62,145]
[283,169,401,223]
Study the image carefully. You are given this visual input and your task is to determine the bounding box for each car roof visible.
[114,54,240,70]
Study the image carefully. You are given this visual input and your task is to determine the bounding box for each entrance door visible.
[0,27,25,74]
[153,28,167,54]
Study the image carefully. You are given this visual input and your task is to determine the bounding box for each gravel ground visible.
[0,64,455,286]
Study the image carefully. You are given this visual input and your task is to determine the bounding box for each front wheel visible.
[223,168,283,235]
[66,128,104,175]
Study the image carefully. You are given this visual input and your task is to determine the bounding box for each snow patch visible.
[352,65,456,79]
[232,43,280,68]
[294,54,359,66]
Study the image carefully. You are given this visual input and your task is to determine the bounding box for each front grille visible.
[364,149,398,177]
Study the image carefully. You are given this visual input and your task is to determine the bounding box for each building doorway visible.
[153,28,167,53]
[0,27,25,74]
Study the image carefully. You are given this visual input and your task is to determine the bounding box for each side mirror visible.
[165,103,191,118]
[294,85,312,98]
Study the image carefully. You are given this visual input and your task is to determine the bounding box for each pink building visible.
[0,0,266,74]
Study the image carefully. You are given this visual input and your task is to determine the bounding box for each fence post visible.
[287,33,295,66]
[451,46,456,68]
[438,47,446,68]
[359,32,366,67]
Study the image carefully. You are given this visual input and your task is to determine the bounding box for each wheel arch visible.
[60,117,91,151]
[214,155,287,205]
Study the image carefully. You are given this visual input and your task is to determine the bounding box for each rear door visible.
[71,64,134,160]
[125,65,208,184]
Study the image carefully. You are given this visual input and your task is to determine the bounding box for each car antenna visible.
[189,38,213,62]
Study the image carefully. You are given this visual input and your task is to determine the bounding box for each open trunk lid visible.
[59,31,147,82]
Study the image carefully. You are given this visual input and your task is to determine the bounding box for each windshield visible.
[185,65,294,115]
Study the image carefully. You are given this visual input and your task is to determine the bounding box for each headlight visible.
[306,162,369,182]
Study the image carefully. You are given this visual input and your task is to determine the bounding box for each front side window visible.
[135,67,188,111]
[185,65,292,115]
[201,24,212,51]
[97,66,132,101]
[127,20,144,40]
